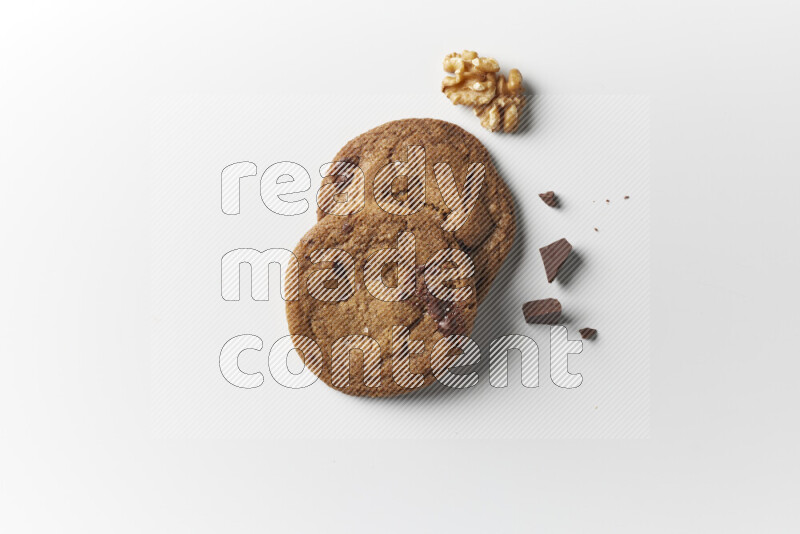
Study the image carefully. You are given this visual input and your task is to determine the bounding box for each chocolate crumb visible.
[579,328,597,339]
[539,238,573,283]
[594,227,598,232]
[539,191,558,207]
[522,298,562,324]
[605,199,610,203]
[624,195,630,200]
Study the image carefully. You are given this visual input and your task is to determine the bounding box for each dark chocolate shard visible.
[539,238,572,283]
[522,298,562,324]
[539,191,558,207]
[579,328,597,339]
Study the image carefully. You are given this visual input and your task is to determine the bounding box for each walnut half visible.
[441,50,499,106]
[474,69,525,133]
[441,50,525,133]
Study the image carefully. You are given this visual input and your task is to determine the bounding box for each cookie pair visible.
[286,119,515,397]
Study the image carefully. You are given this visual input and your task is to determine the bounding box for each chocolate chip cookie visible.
[316,118,516,303]
[286,206,479,397]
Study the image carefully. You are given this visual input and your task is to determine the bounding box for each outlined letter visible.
[221,248,299,301]
[489,334,539,388]
[219,334,264,389]
[221,161,258,215]
[260,161,310,216]
[550,326,583,388]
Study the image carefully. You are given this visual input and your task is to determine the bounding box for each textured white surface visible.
[2,0,799,532]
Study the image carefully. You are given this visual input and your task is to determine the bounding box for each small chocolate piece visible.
[522,298,562,324]
[579,328,597,339]
[342,221,353,234]
[594,227,598,232]
[624,195,630,200]
[539,191,558,207]
[605,199,610,203]
[539,238,572,283]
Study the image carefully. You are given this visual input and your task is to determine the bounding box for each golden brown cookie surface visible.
[317,119,516,302]
[286,207,478,397]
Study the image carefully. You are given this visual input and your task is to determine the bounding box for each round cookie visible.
[286,206,479,398]
[317,119,516,303]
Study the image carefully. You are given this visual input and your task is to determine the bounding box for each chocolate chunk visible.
[539,238,572,283]
[414,264,450,321]
[415,262,464,335]
[522,298,562,324]
[579,328,597,339]
[539,191,558,207]
[438,305,465,335]
[425,296,449,321]
[342,221,353,234]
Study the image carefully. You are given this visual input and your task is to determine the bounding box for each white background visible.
[2,0,799,532]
